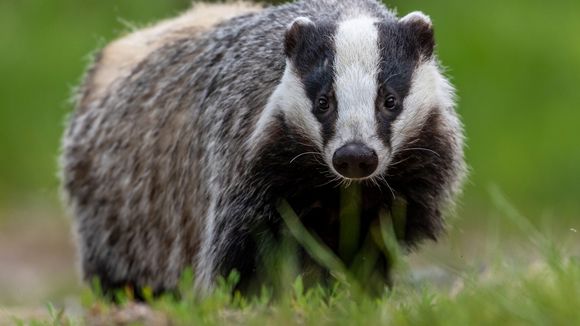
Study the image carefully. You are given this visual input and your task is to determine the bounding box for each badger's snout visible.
[332,142,378,179]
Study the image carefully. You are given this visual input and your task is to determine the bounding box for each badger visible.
[61,0,466,296]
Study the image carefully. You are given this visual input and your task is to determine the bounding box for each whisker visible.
[340,179,352,188]
[369,176,381,189]
[388,156,412,168]
[397,147,441,157]
[311,154,327,166]
[379,175,396,200]
[289,152,322,164]
[316,169,342,188]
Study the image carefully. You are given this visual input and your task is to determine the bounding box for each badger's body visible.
[62,0,466,295]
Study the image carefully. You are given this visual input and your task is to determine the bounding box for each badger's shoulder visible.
[78,2,262,108]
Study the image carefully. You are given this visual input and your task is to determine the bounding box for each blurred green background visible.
[0,0,579,305]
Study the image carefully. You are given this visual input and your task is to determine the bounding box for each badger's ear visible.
[400,11,435,58]
[284,17,316,58]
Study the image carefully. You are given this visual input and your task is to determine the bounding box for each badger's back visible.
[79,2,262,107]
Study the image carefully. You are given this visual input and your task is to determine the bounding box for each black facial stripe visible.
[288,21,338,146]
[304,62,336,146]
[289,22,336,79]
[314,89,337,146]
[375,22,421,147]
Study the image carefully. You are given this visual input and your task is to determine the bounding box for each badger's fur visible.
[62,0,466,295]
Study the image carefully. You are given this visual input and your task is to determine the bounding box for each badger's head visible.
[253,11,464,195]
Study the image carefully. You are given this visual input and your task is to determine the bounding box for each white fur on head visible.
[391,60,456,153]
[326,15,388,178]
[249,64,323,154]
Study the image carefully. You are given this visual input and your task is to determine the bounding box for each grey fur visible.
[61,0,466,295]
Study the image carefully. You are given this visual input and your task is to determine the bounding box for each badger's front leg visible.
[194,190,277,294]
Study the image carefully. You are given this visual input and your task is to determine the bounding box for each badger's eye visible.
[317,96,330,112]
[384,95,397,110]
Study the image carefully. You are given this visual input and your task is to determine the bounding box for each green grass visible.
[12,232,580,325]
[9,190,580,325]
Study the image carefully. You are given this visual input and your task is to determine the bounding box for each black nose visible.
[332,143,378,179]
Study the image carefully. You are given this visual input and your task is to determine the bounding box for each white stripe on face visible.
[248,63,323,155]
[328,16,385,171]
[391,60,456,153]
